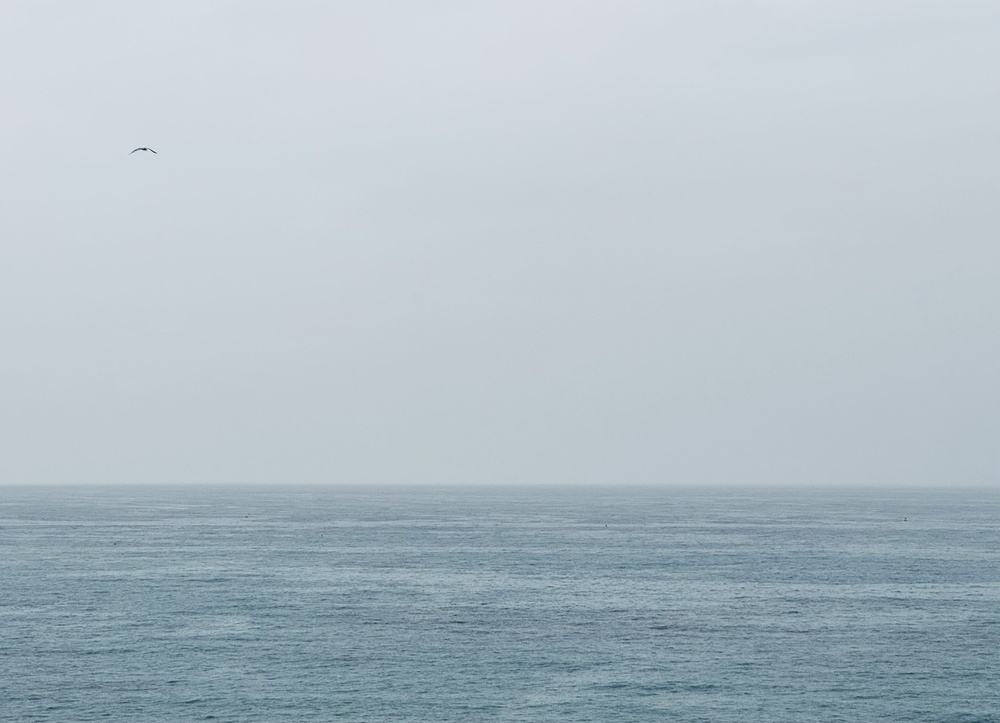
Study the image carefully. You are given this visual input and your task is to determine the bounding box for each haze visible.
[1,1,997,486]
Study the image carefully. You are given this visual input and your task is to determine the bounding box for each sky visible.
[0,1,997,487]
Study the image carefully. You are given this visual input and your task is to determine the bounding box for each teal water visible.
[1,485,997,721]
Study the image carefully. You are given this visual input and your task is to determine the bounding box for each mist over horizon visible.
[1,1,997,488]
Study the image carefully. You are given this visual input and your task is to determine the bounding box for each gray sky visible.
[1,1,997,486]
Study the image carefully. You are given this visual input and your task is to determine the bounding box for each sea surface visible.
[1,485,997,722]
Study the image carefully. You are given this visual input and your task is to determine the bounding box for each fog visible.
[1,1,997,486]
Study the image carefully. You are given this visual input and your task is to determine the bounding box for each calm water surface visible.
[1,485,997,721]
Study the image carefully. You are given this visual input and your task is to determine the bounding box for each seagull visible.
[129,147,157,154]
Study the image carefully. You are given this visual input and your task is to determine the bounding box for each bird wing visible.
[149,149,157,153]
[129,148,140,154]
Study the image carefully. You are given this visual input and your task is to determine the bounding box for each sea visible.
[1,484,997,722]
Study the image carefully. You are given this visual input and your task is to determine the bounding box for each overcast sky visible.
[1,1,997,486]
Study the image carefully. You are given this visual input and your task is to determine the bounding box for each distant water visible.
[1,485,997,722]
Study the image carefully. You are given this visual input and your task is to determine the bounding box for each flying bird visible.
[129,147,157,154]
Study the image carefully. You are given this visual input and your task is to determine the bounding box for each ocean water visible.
[0,485,997,722]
